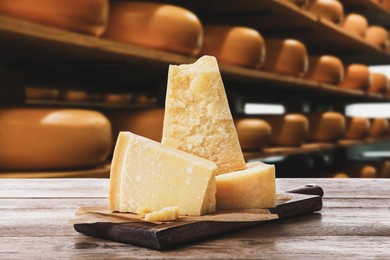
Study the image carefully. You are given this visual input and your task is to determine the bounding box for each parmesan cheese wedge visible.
[216,162,276,210]
[109,131,217,216]
[162,55,246,174]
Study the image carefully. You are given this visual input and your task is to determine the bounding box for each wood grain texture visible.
[1,178,389,258]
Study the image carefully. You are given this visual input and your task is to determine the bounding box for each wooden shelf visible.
[0,15,389,104]
[341,0,390,27]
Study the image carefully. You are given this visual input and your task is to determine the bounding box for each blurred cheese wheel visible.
[263,114,309,147]
[345,117,370,140]
[235,118,272,151]
[0,0,108,36]
[379,160,390,178]
[364,26,389,50]
[306,0,344,24]
[62,90,99,102]
[369,73,389,94]
[382,0,390,11]
[102,93,132,104]
[104,108,165,143]
[341,14,368,38]
[0,108,112,170]
[305,55,344,84]
[359,165,377,178]
[333,172,349,178]
[339,64,370,91]
[369,118,389,138]
[200,25,265,68]
[102,2,203,56]
[262,39,309,77]
[25,87,59,100]
[309,112,345,142]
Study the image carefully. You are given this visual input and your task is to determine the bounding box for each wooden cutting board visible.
[74,184,323,250]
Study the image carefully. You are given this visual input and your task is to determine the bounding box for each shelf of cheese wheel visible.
[0,0,108,36]
[305,0,344,24]
[109,56,276,220]
[102,2,203,56]
[0,108,112,171]
[261,38,308,77]
[341,0,390,28]
[200,25,265,68]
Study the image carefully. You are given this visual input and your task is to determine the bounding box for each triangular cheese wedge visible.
[162,55,246,175]
[109,131,217,216]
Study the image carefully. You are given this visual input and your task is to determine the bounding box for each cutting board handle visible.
[286,184,324,197]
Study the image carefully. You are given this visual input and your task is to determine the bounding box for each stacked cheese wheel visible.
[0,0,109,36]
[0,108,112,171]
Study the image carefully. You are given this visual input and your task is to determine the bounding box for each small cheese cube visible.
[162,55,246,175]
[109,132,217,216]
[216,162,276,210]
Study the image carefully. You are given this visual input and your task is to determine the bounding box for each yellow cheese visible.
[0,108,112,170]
[109,131,217,216]
[216,162,276,210]
[144,206,180,222]
[162,55,246,175]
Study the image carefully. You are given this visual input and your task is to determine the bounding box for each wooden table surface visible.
[1,178,389,259]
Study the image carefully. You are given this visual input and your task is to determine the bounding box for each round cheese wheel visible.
[200,25,265,68]
[379,160,390,178]
[359,165,377,178]
[345,117,370,140]
[339,64,370,91]
[102,2,203,56]
[104,108,165,143]
[341,14,368,38]
[382,0,390,11]
[305,55,344,84]
[305,0,344,24]
[263,114,309,147]
[333,172,349,178]
[62,90,99,102]
[0,0,108,36]
[365,26,389,50]
[235,118,272,151]
[262,39,309,77]
[369,73,389,94]
[102,93,132,104]
[25,87,59,100]
[369,118,389,138]
[308,112,345,142]
[0,108,112,170]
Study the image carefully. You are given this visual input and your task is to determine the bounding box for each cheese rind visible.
[109,132,217,216]
[216,162,276,210]
[162,56,246,175]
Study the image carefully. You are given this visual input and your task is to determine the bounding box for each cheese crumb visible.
[144,206,180,222]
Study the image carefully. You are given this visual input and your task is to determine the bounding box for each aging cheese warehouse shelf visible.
[0,0,390,178]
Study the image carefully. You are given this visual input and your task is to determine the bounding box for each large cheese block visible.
[216,162,276,210]
[263,114,309,147]
[0,108,112,170]
[200,25,265,68]
[369,73,389,95]
[365,26,389,50]
[339,64,370,91]
[369,118,389,138]
[341,13,368,38]
[162,56,246,175]
[104,108,165,144]
[305,0,344,24]
[235,118,272,151]
[0,0,108,36]
[344,117,370,140]
[308,112,345,142]
[262,38,308,77]
[102,2,203,56]
[305,55,344,85]
[109,132,217,216]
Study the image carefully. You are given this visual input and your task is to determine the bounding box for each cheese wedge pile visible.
[109,56,276,220]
